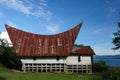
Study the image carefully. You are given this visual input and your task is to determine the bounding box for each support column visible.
[50,64,52,72]
[22,63,26,72]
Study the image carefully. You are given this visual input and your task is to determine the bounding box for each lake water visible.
[93,55,120,67]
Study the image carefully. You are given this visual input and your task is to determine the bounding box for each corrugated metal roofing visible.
[73,46,95,55]
[5,23,83,56]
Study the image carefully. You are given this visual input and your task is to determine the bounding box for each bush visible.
[93,59,109,72]
[0,38,22,70]
[0,47,22,70]
[102,67,120,80]
[93,59,120,80]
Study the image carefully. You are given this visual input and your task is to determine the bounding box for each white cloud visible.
[92,29,102,34]
[0,0,31,15]
[39,0,47,3]
[93,47,120,55]
[0,0,52,20]
[6,21,19,28]
[46,24,59,34]
[105,0,117,16]
[0,31,12,46]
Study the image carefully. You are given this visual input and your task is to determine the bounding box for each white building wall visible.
[21,57,66,64]
[66,55,92,65]
[21,55,92,65]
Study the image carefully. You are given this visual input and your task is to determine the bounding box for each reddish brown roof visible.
[73,46,95,55]
[5,23,82,56]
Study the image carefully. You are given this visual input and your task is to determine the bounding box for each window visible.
[57,38,62,46]
[78,56,81,62]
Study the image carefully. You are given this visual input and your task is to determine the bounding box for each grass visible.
[0,64,99,80]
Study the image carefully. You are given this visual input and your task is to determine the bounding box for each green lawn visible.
[0,64,99,80]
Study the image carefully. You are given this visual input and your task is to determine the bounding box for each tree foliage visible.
[112,22,120,50]
[93,60,120,80]
[74,44,84,47]
[93,59,109,72]
[102,67,120,80]
[0,38,22,70]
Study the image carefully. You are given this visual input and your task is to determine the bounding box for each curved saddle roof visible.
[5,23,82,56]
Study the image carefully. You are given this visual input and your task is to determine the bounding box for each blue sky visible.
[0,0,120,55]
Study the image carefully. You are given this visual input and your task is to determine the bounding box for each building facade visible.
[5,23,95,74]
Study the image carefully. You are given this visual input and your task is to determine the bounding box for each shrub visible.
[0,47,22,70]
[0,38,22,70]
[93,59,109,72]
[102,67,120,80]
[93,60,120,80]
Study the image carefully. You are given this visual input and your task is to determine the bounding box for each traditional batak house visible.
[5,23,95,74]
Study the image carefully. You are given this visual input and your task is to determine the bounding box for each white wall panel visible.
[66,55,91,65]
[21,57,66,64]
[21,55,92,65]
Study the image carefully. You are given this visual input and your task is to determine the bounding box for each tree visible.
[0,39,8,56]
[112,22,120,50]
[0,38,22,70]
[93,59,109,72]
[74,44,84,47]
